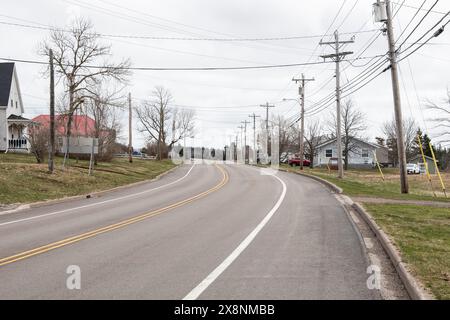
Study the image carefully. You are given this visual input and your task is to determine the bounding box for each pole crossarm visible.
[320,51,354,61]
[319,40,355,46]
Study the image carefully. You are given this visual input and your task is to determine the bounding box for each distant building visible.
[31,114,96,137]
[314,137,388,169]
[409,154,438,174]
[31,114,96,153]
[0,63,30,152]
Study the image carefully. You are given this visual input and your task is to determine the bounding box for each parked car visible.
[280,152,294,164]
[288,156,311,167]
[406,163,420,174]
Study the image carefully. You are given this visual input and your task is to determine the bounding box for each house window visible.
[15,101,18,109]
[11,99,13,108]
[362,149,369,158]
[325,149,332,158]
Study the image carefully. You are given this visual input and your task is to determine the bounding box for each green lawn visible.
[281,164,450,202]
[0,153,176,205]
[363,203,450,300]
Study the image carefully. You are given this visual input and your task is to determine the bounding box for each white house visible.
[0,63,30,152]
[314,137,388,168]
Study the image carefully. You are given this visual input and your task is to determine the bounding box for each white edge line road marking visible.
[183,170,287,300]
[0,164,196,227]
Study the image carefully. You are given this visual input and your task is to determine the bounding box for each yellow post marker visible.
[417,135,436,197]
[372,150,385,181]
[429,141,447,198]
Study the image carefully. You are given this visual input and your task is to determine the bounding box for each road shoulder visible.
[279,167,424,300]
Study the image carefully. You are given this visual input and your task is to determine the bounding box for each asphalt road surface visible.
[0,162,380,299]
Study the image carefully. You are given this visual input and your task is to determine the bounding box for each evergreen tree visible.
[415,129,436,158]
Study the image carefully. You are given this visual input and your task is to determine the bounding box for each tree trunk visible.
[63,85,75,167]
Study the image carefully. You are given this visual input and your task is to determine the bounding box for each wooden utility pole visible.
[235,133,238,162]
[128,92,133,163]
[385,0,409,193]
[320,30,354,179]
[48,49,55,173]
[260,102,275,157]
[237,125,244,163]
[249,113,261,164]
[241,120,251,164]
[292,74,315,170]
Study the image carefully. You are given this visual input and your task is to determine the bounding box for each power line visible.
[335,0,360,31]
[0,55,383,71]
[391,1,447,15]
[288,54,391,123]
[398,20,449,63]
[397,0,440,50]
[0,20,379,42]
[305,0,402,103]
[398,12,450,58]
[395,0,428,44]
[271,0,350,107]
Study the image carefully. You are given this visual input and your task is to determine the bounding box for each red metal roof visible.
[32,114,96,137]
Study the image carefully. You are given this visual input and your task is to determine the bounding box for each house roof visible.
[410,154,436,162]
[32,114,96,137]
[0,63,15,107]
[8,114,30,121]
[316,136,384,150]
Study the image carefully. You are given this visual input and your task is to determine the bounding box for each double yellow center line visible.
[0,164,229,267]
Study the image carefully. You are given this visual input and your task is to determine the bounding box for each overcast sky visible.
[1,0,449,149]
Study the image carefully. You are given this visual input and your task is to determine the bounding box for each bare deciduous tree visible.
[26,122,49,164]
[168,108,196,150]
[382,117,419,165]
[135,87,171,160]
[273,115,291,156]
[304,120,324,168]
[426,89,450,145]
[40,18,130,164]
[135,87,195,160]
[328,100,367,169]
[85,83,125,162]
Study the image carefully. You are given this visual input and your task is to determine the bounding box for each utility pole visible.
[237,125,244,163]
[320,30,354,179]
[292,74,315,170]
[235,133,238,162]
[384,0,409,193]
[241,120,251,164]
[260,102,275,157]
[48,49,55,173]
[249,113,261,164]
[128,92,133,163]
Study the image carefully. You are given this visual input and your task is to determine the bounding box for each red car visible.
[288,157,311,167]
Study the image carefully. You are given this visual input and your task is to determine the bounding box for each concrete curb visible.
[352,202,434,300]
[280,168,433,300]
[278,168,343,194]
[0,164,181,216]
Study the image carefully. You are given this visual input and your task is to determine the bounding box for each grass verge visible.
[0,153,176,205]
[363,203,450,300]
[281,164,450,202]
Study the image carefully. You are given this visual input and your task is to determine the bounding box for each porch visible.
[6,114,30,152]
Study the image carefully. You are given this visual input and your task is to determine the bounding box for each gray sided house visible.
[0,63,30,152]
[409,154,438,174]
[314,137,388,168]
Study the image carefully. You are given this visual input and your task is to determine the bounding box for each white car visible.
[406,163,420,174]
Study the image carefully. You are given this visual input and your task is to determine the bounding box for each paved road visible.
[0,162,379,299]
